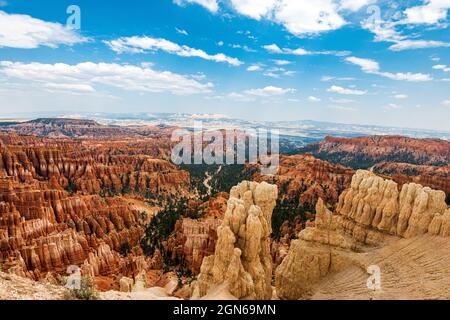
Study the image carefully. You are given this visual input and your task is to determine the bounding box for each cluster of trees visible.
[140,198,188,258]
[272,197,315,241]
[180,163,256,200]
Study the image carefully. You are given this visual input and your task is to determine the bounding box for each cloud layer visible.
[0,61,213,95]
[0,10,88,49]
[105,36,243,66]
[346,56,433,81]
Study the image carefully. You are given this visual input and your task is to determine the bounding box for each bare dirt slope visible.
[311,235,450,300]
[0,271,67,300]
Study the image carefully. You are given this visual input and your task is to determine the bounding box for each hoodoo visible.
[193,181,278,300]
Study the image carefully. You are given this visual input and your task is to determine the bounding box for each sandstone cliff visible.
[0,175,149,281]
[193,181,278,300]
[275,170,450,300]
[0,134,189,197]
[164,193,228,274]
[307,135,450,167]
[254,154,354,206]
[373,162,450,203]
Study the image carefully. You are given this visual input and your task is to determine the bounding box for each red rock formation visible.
[0,133,190,197]
[308,135,450,167]
[0,176,147,280]
[0,131,192,288]
[163,194,228,273]
[373,162,450,202]
[254,154,354,206]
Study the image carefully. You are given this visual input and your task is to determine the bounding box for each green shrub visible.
[64,276,99,300]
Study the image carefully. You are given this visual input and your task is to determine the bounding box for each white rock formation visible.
[192,181,278,300]
[276,170,450,300]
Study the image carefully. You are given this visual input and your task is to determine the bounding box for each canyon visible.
[307,135,450,167]
[305,135,450,202]
[0,129,191,290]
[0,119,449,300]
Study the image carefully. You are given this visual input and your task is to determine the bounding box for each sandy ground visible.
[0,272,67,300]
[311,235,450,300]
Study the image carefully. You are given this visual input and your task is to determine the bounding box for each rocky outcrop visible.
[254,154,354,206]
[275,170,450,300]
[336,170,448,241]
[0,174,150,283]
[275,198,355,299]
[193,181,278,300]
[373,162,450,202]
[2,118,176,140]
[0,134,189,197]
[163,193,227,273]
[307,135,450,168]
[0,130,195,291]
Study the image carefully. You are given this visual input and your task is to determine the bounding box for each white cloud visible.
[244,86,296,97]
[173,0,219,13]
[175,27,188,35]
[321,76,355,81]
[389,39,450,51]
[433,64,450,72]
[403,0,450,25]
[263,43,350,56]
[208,86,296,102]
[345,56,433,81]
[328,105,357,111]
[431,56,441,62]
[229,0,349,36]
[0,61,213,95]
[362,8,450,51]
[263,67,296,78]
[105,36,242,66]
[339,0,377,11]
[230,43,256,52]
[263,44,283,53]
[0,10,88,49]
[230,0,276,20]
[327,85,367,95]
[394,94,408,99]
[382,72,433,81]
[308,96,321,102]
[362,20,405,43]
[245,63,295,77]
[273,0,346,35]
[384,103,403,110]
[273,59,291,66]
[345,56,379,72]
[44,83,95,93]
[190,72,206,80]
[442,100,450,106]
[247,65,262,71]
[329,97,355,103]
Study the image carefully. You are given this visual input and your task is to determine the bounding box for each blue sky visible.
[0,0,449,130]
